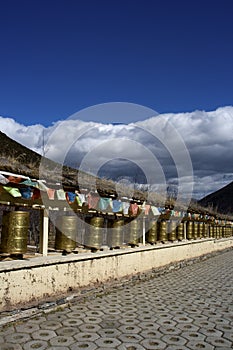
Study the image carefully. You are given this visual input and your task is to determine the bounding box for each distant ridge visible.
[198,181,233,215]
[0,131,143,198]
[0,131,42,178]
[0,131,112,192]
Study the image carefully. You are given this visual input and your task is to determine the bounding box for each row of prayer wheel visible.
[55,216,128,251]
[57,218,229,249]
[1,212,233,255]
[147,221,233,242]
[54,216,233,251]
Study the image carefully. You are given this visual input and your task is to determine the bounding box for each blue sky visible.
[0,0,232,126]
[0,0,233,200]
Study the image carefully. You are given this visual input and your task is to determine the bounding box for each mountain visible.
[0,131,145,199]
[198,181,233,215]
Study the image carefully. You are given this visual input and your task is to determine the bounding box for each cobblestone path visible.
[0,249,232,349]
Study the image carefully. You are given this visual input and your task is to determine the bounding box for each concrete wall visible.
[0,238,233,311]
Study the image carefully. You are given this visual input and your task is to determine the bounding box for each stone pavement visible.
[0,249,232,350]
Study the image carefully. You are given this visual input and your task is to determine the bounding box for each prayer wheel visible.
[55,216,77,252]
[186,221,193,240]
[193,222,198,239]
[209,225,214,238]
[168,220,177,242]
[222,226,226,238]
[128,219,141,245]
[85,217,104,249]
[159,221,168,242]
[228,226,232,237]
[176,222,184,241]
[213,226,217,238]
[221,226,224,238]
[229,226,232,237]
[146,220,158,244]
[198,222,204,239]
[220,226,223,238]
[203,223,208,238]
[0,211,29,255]
[108,219,124,248]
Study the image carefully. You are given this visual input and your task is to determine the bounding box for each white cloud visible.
[0,105,233,199]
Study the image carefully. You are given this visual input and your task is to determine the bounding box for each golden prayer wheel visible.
[186,221,193,240]
[220,226,223,238]
[55,216,77,252]
[0,211,29,255]
[85,217,104,249]
[222,226,226,238]
[213,226,217,238]
[159,220,168,242]
[193,222,198,239]
[128,219,142,245]
[146,220,158,244]
[209,225,214,238]
[229,226,232,237]
[222,226,225,238]
[198,222,204,239]
[168,220,177,242]
[223,226,226,237]
[108,219,124,248]
[176,222,184,241]
[203,223,208,238]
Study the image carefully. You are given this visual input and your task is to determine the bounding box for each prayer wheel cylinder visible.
[146,220,158,244]
[213,226,217,238]
[85,217,104,249]
[128,219,141,245]
[220,226,223,238]
[55,216,77,252]
[215,225,218,238]
[203,223,208,238]
[1,211,29,255]
[209,225,214,238]
[198,222,204,239]
[176,222,184,241]
[222,226,226,238]
[193,222,198,239]
[186,221,193,240]
[159,221,168,242]
[222,226,225,238]
[108,219,124,248]
[168,220,177,242]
